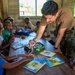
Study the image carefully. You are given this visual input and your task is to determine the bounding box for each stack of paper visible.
[11,42,25,49]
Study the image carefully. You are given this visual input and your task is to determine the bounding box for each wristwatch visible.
[54,47,58,49]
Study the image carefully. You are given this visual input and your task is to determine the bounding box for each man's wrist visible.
[54,46,58,49]
[33,38,37,42]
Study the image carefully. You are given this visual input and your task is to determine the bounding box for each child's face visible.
[25,19,29,24]
[5,23,12,30]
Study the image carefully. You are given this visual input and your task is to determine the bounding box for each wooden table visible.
[6,53,75,75]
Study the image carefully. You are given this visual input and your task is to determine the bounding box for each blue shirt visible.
[0,57,6,75]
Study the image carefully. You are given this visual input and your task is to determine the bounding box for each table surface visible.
[7,32,75,75]
[6,53,75,75]
[9,32,54,56]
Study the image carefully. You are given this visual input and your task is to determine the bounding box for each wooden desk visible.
[6,53,75,75]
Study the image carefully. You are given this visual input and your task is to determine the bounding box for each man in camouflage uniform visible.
[29,1,75,70]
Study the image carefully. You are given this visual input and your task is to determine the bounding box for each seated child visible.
[0,53,33,75]
[0,22,14,56]
[24,17,35,31]
[2,20,14,46]
[34,21,40,32]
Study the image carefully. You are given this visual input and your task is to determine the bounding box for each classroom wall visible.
[0,0,75,26]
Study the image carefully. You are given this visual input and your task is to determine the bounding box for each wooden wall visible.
[0,0,3,19]
[0,0,75,26]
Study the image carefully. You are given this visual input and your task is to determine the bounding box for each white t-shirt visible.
[0,34,3,46]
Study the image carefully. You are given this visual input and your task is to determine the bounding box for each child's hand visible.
[17,54,34,58]
[23,57,32,62]
[9,38,14,43]
[17,54,27,57]
[26,53,34,58]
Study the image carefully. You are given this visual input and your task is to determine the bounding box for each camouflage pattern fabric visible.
[42,24,75,59]
[60,27,75,59]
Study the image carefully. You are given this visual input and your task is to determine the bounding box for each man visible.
[29,1,75,70]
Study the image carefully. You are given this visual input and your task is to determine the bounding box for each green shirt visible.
[2,29,10,43]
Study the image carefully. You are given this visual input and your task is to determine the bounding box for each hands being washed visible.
[28,40,36,49]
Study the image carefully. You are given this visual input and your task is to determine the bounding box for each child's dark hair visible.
[24,17,29,21]
[36,21,40,28]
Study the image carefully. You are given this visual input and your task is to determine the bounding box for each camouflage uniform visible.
[60,27,75,59]
[40,7,75,60]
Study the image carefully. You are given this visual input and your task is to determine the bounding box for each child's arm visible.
[1,53,33,61]
[0,54,27,61]
[0,41,11,50]
[2,56,32,69]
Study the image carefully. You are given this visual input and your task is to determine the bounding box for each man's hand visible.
[55,49,62,54]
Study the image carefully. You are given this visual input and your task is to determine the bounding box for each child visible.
[24,17,35,30]
[34,21,40,32]
[2,20,14,48]
[0,53,33,75]
[0,22,14,51]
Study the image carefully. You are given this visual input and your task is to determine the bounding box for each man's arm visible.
[33,25,46,41]
[28,25,46,49]
[54,28,67,49]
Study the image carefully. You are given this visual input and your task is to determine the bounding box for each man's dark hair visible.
[41,1,58,15]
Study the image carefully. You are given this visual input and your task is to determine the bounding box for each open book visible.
[24,59,46,73]
[11,42,25,49]
[46,55,64,67]
[40,50,56,57]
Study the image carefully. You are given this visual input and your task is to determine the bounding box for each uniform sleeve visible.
[40,16,47,26]
[60,15,73,29]
[0,57,6,68]
[59,8,73,29]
